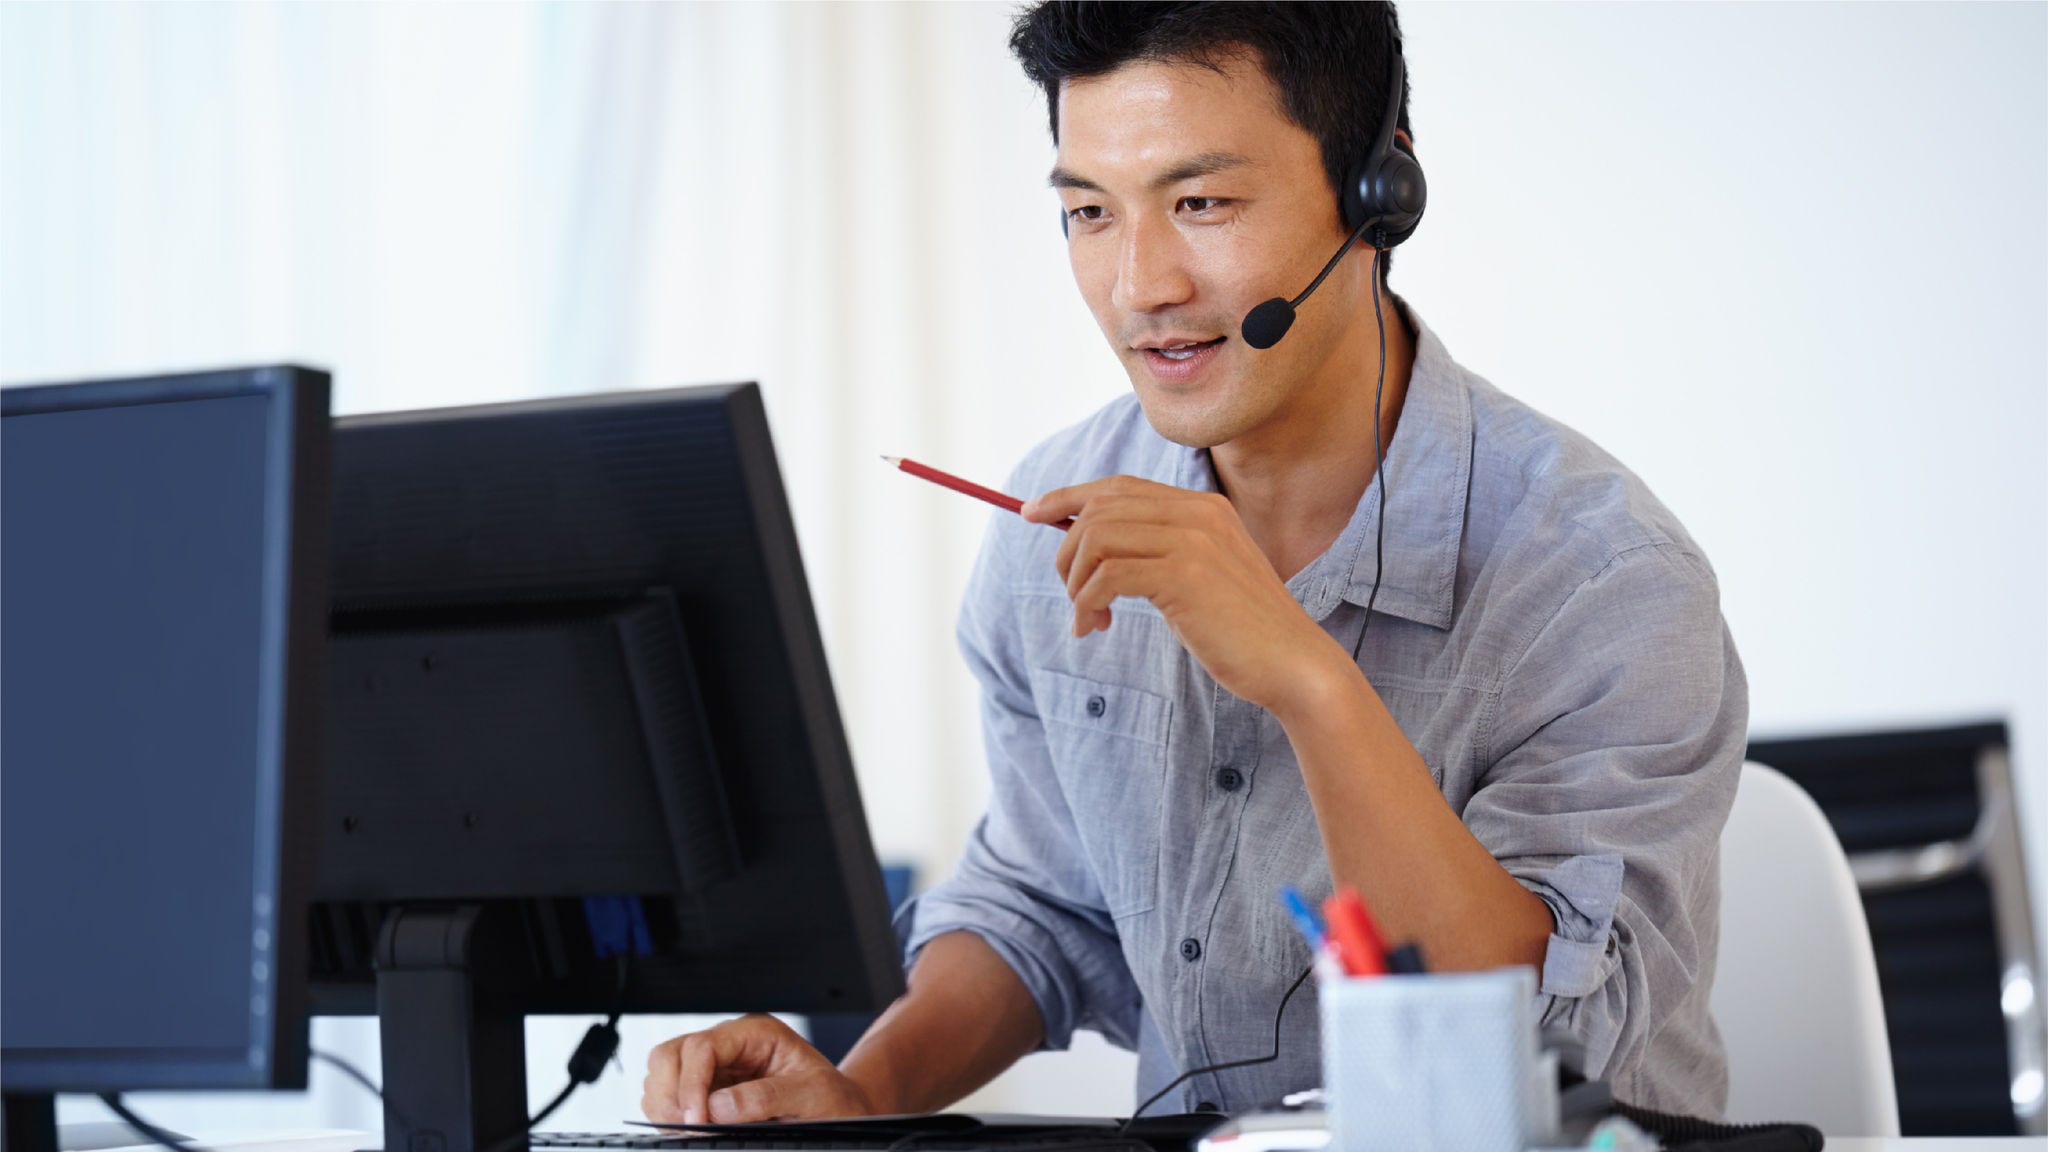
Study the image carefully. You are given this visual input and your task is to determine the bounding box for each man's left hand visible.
[1021,475,1342,713]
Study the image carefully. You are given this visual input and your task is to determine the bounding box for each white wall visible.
[3,0,2041,1136]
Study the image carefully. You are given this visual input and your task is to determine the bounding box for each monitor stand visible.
[3,1093,57,1152]
[2,901,534,1152]
[375,904,530,1152]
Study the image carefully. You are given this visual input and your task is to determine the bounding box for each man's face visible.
[1053,53,1359,449]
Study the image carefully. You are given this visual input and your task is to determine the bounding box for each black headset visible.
[1241,35,1425,350]
[1345,44,1426,248]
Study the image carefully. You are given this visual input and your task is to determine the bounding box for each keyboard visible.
[532,1137,899,1150]
[530,1114,1220,1152]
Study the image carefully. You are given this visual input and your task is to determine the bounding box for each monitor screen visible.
[0,367,328,1092]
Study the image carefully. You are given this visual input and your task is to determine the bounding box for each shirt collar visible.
[1166,300,1471,631]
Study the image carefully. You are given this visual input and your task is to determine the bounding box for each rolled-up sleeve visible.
[894,500,1142,1052]
[1465,541,1745,1104]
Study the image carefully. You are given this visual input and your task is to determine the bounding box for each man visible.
[644,1,1743,1123]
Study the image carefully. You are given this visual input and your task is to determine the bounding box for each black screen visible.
[2,389,279,1082]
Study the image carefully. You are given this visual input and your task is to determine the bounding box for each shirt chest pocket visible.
[1030,667,1172,919]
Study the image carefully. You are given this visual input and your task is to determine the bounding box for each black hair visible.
[1010,1,1412,263]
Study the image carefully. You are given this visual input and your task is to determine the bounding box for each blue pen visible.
[1279,886,1325,950]
[1281,887,1348,980]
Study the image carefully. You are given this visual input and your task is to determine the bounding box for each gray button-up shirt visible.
[898,304,1746,1117]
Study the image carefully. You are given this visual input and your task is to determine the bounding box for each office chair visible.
[1749,723,2043,1136]
[1711,761,1900,1136]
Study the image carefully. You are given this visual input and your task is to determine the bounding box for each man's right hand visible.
[642,1013,877,1126]
[644,932,1044,1127]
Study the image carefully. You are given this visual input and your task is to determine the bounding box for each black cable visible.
[516,1081,579,1139]
[310,1048,383,1101]
[1117,246,1397,1131]
[481,953,631,1152]
[308,1047,424,1135]
[1350,244,1391,666]
[96,1094,209,1152]
[1118,962,1315,1130]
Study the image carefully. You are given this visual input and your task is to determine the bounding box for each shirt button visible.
[1086,695,1106,719]
[1179,937,1202,962]
[1215,767,1243,792]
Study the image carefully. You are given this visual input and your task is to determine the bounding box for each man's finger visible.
[1026,474,1171,523]
[717,1068,865,1123]
[1051,491,1171,580]
[669,1031,721,1124]
[673,1020,771,1123]
[1021,479,1105,524]
[1072,556,1167,630]
[711,1073,794,1123]
[644,1039,686,1123]
[1064,523,1178,604]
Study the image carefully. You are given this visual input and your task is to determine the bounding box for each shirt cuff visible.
[1511,853,1626,1000]
[895,890,1091,1052]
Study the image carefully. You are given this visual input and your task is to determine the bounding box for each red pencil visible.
[882,456,1074,531]
[1323,887,1390,977]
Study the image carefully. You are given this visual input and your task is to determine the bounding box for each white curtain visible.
[6,0,2044,1136]
[3,0,1137,1132]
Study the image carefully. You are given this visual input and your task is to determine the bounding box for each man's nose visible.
[1110,212,1195,314]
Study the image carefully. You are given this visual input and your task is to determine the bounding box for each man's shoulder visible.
[1457,366,1717,596]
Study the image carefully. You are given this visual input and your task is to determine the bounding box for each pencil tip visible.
[880,455,901,465]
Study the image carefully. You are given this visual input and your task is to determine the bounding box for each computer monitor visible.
[313,383,902,1149]
[0,368,332,1136]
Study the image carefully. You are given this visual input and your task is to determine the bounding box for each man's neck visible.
[1211,292,1416,583]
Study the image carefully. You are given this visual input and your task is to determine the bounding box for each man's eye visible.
[1066,205,1105,223]
[1179,197,1227,213]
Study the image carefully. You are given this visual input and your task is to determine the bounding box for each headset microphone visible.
[1241,216,1378,350]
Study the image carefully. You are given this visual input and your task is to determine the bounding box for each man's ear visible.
[1394,128,1417,157]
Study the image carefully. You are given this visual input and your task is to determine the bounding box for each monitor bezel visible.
[0,365,329,1092]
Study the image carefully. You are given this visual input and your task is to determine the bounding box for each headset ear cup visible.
[1060,208,1069,239]
[1344,36,1427,249]
[1341,152,1426,247]
[1372,149,1427,247]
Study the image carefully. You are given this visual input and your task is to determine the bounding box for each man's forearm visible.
[1271,646,1553,973]
[837,930,1046,1115]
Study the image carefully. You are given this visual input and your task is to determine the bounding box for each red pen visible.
[882,456,1075,530]
[1323,887,1390,977]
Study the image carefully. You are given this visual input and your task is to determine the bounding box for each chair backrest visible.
[1712,761,1900,1136]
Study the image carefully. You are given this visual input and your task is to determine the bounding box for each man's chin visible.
[1128,384,1239,451]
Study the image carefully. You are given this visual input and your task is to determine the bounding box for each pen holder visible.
[1319,966,1540,1152]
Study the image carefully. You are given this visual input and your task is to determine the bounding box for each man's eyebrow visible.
[1151,150,1253,188]
[1048,166,1103,192]
[1047,150,1255,194]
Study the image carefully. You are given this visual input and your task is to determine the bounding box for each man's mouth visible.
[1140,337,1227,361]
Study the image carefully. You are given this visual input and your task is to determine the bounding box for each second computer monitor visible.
[314,382,902,1145]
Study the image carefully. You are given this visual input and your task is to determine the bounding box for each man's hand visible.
[642,1014,875,1126]
[1021,475,1342,713]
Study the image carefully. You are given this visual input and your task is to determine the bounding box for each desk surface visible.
[93,1131,2048,1152]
